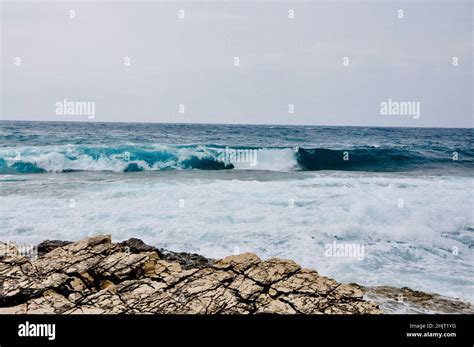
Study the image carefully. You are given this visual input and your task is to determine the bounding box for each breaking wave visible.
[0,144,472,174]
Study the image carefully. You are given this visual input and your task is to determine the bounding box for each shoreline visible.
[0,235,471,314]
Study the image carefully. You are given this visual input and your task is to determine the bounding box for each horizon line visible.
[0,118,473,130]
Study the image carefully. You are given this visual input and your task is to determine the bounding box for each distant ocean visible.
[1,121,473,302]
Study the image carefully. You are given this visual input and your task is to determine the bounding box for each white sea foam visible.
[0,171,473,302]
[0,145,299,172]
[230,148,297,171]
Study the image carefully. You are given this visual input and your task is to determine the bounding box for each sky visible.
[1,0,473,127]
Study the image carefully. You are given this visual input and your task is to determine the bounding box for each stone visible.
[0,235,387,314]
[37,240,72,257]
[359,285,473,314]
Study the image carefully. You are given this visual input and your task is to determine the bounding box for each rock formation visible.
[360,285,473,314]
[0,235,381,314]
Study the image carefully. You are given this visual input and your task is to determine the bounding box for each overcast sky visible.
[1,0,472,127]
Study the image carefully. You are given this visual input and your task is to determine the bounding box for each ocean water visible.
[1,121,473,302]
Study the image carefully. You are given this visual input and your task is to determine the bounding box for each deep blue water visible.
[0,121,473,174]
[1,121,473,302]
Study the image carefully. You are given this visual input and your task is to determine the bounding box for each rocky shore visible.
[0,235,471,314]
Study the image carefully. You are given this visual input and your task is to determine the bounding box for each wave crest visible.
[0,144,471,174]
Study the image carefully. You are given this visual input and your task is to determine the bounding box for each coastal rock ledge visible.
[0,235,381,314]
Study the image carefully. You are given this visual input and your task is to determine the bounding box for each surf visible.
[0,144,472,174]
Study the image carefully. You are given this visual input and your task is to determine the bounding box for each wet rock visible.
[158,249,214,270]
[119,238,158,254]
[359,285,473,314]
[0,235,382,314]
[117,237,213,270]
[37,240,72,257]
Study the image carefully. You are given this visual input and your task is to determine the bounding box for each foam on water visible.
[1,143,472,174]
[1,171,472,302]
[1,122,472,302]
[0,145,300,173]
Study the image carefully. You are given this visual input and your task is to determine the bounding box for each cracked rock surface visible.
[0,235,381,314]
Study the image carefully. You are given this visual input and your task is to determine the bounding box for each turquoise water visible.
[1,121,473,302]
[1,121,473,174]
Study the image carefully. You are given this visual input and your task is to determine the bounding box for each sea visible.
[1,121,473,302]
